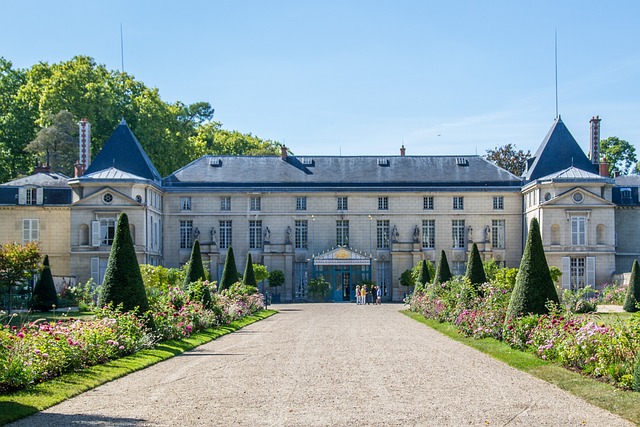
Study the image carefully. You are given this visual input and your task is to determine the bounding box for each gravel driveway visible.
[11,304,632,426]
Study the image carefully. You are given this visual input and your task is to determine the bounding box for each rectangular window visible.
[423,196,434,210]
[100,218,116,246]
[378,196,389,211]
[336,220,349,246]
[453,196,464,210]
[571,216,586,246]
[377,220,390,249]
[452,219,465,248]
[249,220,263,249]
[295,220,308,249]
[492,219,505,249]
[422,219,435,249]
[250,197,261,211]
[294,262,308,298]
[296,197,307,211]
[179,220,193,249]
[377,261,391,297]
[22,219,39,244]
[452,261,466,276]
[570,257,586,290]
[337,197,348,210]
[180,197,191,211]
[220,197,231,211]
[219,220,232,249]
[493,196,504,210]
[26,188,37,205]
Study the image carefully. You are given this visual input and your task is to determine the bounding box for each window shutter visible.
[32,219,39,241]
[22,219,28,243]
[18,188,26,205]
[561,257,570,289]
[90,257,100,285]
[91,221,101,246]
[36,188,43,205]
[586,257,596,287]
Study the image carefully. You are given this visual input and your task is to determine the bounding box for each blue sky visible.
[3,1,639,157]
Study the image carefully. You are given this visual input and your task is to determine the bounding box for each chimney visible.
[281,145,288,160]
[589,115,601,164]
[34,164,51,174]
[74,161,85,178]
[78,118,91,172]
[599,156,610,177]
[400,145,406,156]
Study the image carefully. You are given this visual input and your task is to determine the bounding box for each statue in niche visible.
[210,227,217,245]
[413,225,420,243]
[467,226,473,243]
[485,225,491,243]
[264,226,271,243]
[285,226,292,244]
[391,225,399,243]
[193,227,200,240]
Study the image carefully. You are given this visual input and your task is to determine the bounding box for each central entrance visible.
[312,247,371,302]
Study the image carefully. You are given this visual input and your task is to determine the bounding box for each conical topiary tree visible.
[183,239,206,286]
[99,213,149,313]
[506,217,559,319]
[433,250,452,284]
[623,260,640,312]
[418,259,431,287]
[219,246,239,291]
[465,243,487,289]
[242,253,257,288]
[30,255,58,311]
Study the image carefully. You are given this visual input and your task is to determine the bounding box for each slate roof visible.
[163,155,522,192]
[524,117,598,182]
[613,175,640,206]
[0,172,70,188]
[536,166,613,183]
[84,119,161,182]
[83,167,148,181]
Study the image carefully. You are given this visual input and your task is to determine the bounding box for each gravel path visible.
[11,304,632,426]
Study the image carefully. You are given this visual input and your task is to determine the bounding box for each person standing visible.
[376,285,382,305]
[355,284,361,304]
[362,285,368,305]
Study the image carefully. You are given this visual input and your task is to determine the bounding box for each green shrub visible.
[183,239,206,287]
[268,269,285,289]
[465,243,487,288]
[242,253,257,288]
[433,250,452,284]
[30,255,58,311]
[308,278,331,301]
[624,260,640,312]
[219,246,239,291]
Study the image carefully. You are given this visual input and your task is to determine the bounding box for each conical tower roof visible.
[84,119,161,181]
[524,117,597,182]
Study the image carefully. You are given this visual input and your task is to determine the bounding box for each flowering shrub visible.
[596,282,628,305]
[410,271,640,391]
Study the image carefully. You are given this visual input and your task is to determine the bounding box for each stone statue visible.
[485,225,491,243]
[285,226,292,244]
[210,227,217,245]
[467,226,473,243]
[413,225,420,243]
[193,227,200,239]
[391,225,399,242]
[264,226,271,243]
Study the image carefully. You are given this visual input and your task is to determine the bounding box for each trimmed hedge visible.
[433,250,452,285]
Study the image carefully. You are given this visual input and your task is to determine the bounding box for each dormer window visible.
[621,188,632,205]
[26,188,37,205]
[19,187,42,205]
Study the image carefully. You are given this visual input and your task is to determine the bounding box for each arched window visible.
[596,224,606,245]
[80,224,89,246]
[551,224,561,245]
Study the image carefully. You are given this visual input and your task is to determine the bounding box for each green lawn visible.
[0,309,277,426]
[402,310,640,425]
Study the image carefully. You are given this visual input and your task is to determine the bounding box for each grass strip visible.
[401,310,640,425]
[0,309,277,425]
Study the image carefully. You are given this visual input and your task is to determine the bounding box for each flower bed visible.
[410,278,640,390]
[1,283,264,393]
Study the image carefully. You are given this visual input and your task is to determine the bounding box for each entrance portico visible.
[312,247,372,302]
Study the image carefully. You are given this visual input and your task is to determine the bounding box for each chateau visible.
[1,116,637,302]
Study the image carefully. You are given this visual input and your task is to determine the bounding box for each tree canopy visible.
[485,143,531,176]
[0,55,282,181]
[600,137,637,177]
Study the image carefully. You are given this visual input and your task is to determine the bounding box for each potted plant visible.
[307,277,331,302]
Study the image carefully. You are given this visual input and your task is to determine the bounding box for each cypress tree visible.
[99,213,149,313]
[433,250,452,284]
[183,239,206,286]
[30,255,58,311]
[242,253,257,288]
[219,246,239,291]
[465,243,487,288]
[506,217,559,319]
[418,259,431,286]
[623,260,640,312]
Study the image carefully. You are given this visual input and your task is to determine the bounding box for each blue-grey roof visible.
[84,119,161,182]
[536,166,613,183]
[163,155,522,191]
[613,175,640,206]
[524,117,598,182]
[0,172,70,188]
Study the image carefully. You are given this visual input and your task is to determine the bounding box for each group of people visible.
[355,284,381,305]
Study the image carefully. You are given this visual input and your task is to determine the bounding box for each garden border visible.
[402,310,640,425]
[0,309,277,425]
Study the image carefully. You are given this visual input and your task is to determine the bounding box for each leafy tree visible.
[433,250,452,284]
[190,121,284,157]
[485,143,531,176]
[623,260,640,312]
[268,269,285,289]
[183,240,206,286]
[30,255,58,311]
[600,137,637,176]
[26,110,78,175]
[98,213,149,313]
[242,253,257,288]
[506,217,559,319]
[219,246,239,291]
[252,264,269,283]
[465,243,487,288]
[0,241,41,313]
[399,269,414,288]
[418,260,431,287]
[307,278,331,301]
